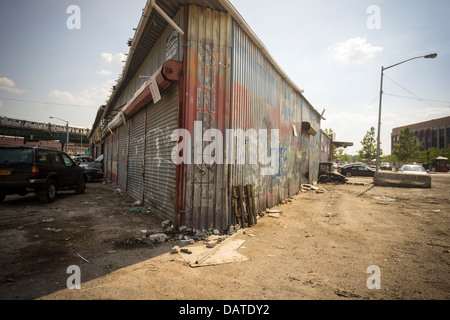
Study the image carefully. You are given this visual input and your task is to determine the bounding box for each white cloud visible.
[0,76,25,94]
[96,52,126,76]
[49,90,93,106]
[0,100,3,108]
[48,79,115,107]
[330,37,383,64]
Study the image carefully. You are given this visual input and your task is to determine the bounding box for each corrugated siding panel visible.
[143,84,178,221]
[183,5,232,230]
[118,124,129,191]
[300,132,309,184]
[231,21,302,211]
[127,109,146,202]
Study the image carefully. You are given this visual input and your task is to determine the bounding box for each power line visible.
[0,97,98,108]
[383,92,450,105]
[383,74,450,108]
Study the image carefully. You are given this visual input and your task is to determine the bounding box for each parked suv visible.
[0,146,87,203]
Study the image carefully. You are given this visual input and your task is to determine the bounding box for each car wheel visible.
[76,176,86,194]
[0,193,6,203]
[346,172,352,177]
[38,179,58,203]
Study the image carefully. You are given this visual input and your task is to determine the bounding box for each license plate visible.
[0,170,11,175]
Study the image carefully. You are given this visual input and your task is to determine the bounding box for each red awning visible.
[121,60,182,118]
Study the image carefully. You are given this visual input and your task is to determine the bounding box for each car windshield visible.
[402,165,426,172]
[0,148,33,164]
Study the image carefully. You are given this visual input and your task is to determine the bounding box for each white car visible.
[398,165,429,174]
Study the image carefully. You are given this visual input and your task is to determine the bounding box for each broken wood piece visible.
[195,228,244,265]
[266,209,282,213]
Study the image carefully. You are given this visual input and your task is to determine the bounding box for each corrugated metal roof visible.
[100,0,226,123]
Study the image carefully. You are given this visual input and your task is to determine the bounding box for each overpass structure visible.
[0,116,90,150]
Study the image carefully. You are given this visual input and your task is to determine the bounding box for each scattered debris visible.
[171,246,180,254]
[302,184,328,193]
[180,248,192,254]
[268,212,280,218]
[148,233,168,243]
[373,196,395,202]
[302,184,319,190]
[334,289,360,298]
[43,227,63,233]
[206,240,218,248]
[77,253,90,263]
[128,207,151,213]
[427,240,449,248]
[42,218,54,223]
[267,209,282,214]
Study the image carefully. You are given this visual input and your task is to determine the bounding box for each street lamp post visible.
[49,116,69,153]
[375,53,437,173]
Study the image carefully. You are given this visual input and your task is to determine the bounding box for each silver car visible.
[398,165,429,175]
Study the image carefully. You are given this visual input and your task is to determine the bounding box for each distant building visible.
[391,116,450,152]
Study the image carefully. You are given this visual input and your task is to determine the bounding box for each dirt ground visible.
[0,173,449,301]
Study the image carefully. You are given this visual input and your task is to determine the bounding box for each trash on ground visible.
[77,253,90,263]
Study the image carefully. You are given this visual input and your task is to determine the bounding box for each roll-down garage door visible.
[144,84,178,220]
[127,109,146,202]
[117,124,129,191]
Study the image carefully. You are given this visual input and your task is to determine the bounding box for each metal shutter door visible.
[144,84,178,220]
[105,136,111,180]
[127,109,146,202]
[117,124,128,191]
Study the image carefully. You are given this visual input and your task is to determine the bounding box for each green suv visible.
[0,146,87,203]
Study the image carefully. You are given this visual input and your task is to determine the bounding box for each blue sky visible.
[1,0,449,155]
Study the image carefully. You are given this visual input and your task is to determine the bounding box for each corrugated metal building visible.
[90,0,323,231]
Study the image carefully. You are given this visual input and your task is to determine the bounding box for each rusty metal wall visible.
[230,21,303,212]
[181,5,321,231]
[183,5,232,230]
[143,84,179,221]
[127,108,146,202]
[117,124,129,191]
